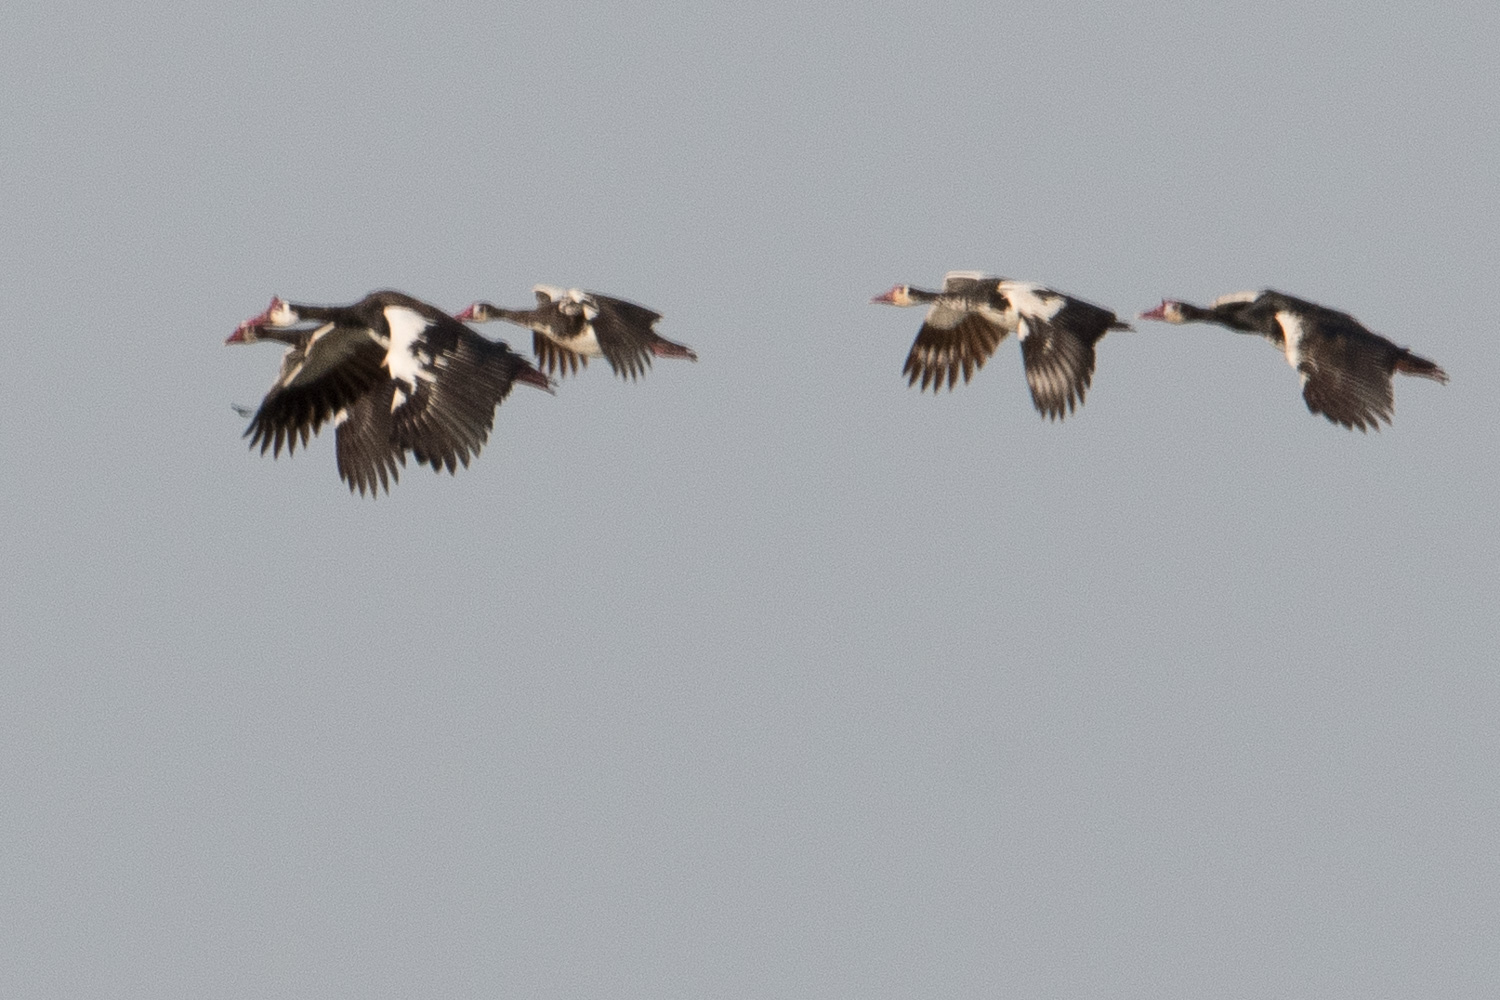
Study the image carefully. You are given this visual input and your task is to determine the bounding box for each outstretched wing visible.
[243,328,387,457]
[1276,307,1399,432]
[1012,290,1126,420]
[1018,317,1097,419]
[393,323,544,475]
[334,382,406,497]
[586,293,673,380]
[1295,332,1397,432]
[903,305,1011,392]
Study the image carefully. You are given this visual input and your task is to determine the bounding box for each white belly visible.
[1275,310,1305,370]
[547,326,602,357]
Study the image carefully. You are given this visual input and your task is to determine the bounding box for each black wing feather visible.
[1016,301,1125,420]
[1297,329,1398,431]
[588,296,661,380]
[334,382,406,496]
[243,337,387,457]
[533,330,586,377]
[395,327,538,475]
[903,313,1009,393]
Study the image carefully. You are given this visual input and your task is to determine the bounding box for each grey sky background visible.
[3,0,1497,996]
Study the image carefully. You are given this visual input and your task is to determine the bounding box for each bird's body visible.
[872,272,1130,419]
[1139,290,1447,430]
[227,290,550,494]
[457,286,696,380]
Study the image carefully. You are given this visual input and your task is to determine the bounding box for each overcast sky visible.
[3,1,1497,997]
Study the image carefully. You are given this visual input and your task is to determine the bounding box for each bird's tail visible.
[650,338,699,362]
[1395,351,1449,384]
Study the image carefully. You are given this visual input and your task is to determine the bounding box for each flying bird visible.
[227,290,551,495]
[456,286,697,380]
[871,272,1130,419]
[1139,290,1447,431]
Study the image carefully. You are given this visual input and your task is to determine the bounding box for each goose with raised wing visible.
[227,290,551,495]
[872,272,1130,419]
[1139,290,1447,431]
[457,286,696,380]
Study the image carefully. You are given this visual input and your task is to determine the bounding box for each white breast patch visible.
[1275,310,1306,370]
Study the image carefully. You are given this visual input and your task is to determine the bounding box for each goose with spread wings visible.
[872,272,1130,419]
[1139,290,1447,431]
[457,286,696,381]
[227,290,551,495]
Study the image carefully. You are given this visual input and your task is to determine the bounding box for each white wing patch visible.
[998,281,1064,323]
[382,305,436,389]
[1275,310,1306,371]
[1212,290,1260,308]
[537,286,591,308]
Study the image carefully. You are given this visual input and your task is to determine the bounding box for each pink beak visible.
[1138,302,1170,321]
[454,304,478,322]
[871,288,899,304]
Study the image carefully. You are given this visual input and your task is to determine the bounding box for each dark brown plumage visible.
[228,290,551,495]
[457,286,696,381]
[1140,290,1447,431]
[873,272,1130,419]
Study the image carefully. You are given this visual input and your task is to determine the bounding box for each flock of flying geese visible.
[227,275,1449,495]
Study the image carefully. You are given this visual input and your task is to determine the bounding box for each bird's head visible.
[1139,299,1189,323]
[454,301,493,323]
[254,296,296,326]
[226,296,297,343]
[871,284,914,307]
